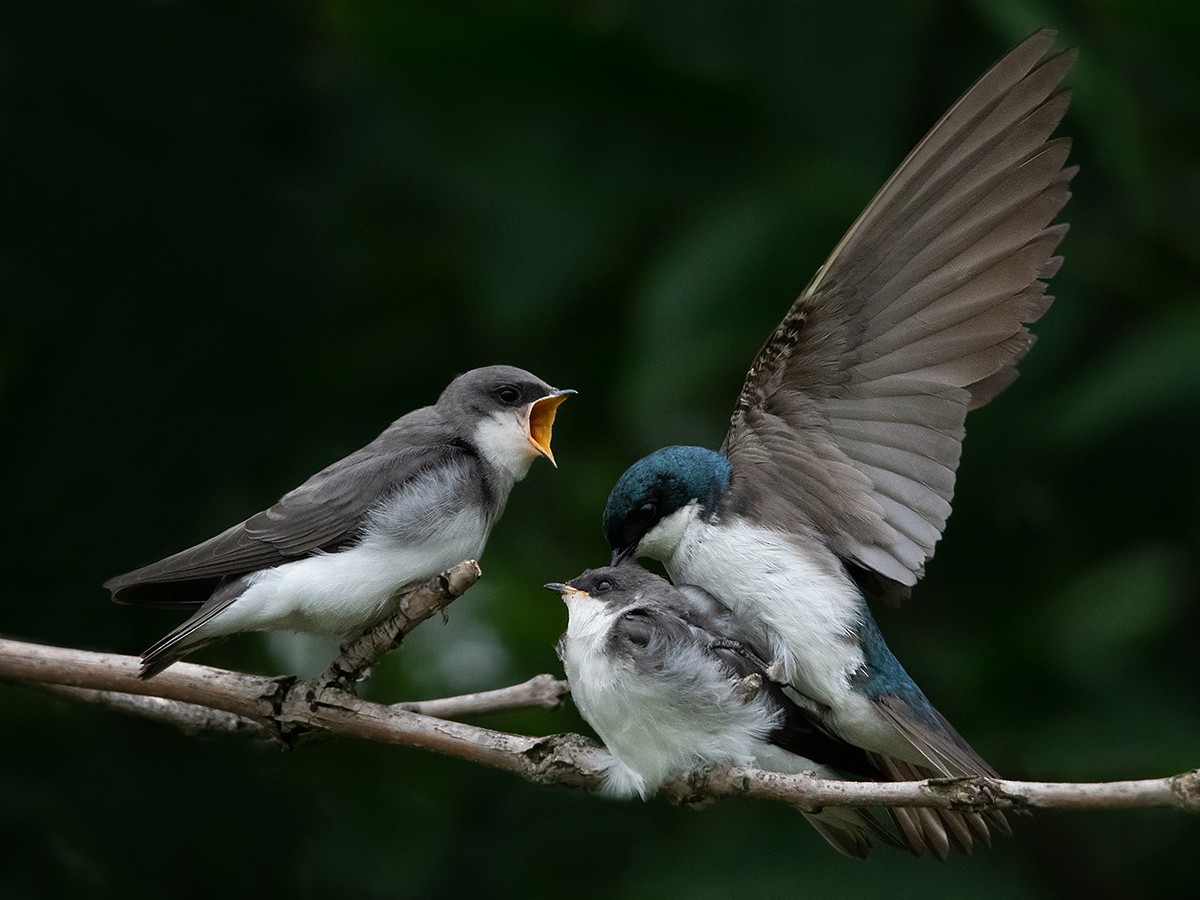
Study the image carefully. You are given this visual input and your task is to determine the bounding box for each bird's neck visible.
[638,502,701,562]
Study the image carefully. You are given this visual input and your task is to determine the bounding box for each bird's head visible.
[602,446,730,565]
[546,566,674,673]
[440,366,574,478]
[545,564,665,610]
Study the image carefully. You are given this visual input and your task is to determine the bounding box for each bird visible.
[107,365,573,679]
[548,564,910,859]
[601,30,1074,857]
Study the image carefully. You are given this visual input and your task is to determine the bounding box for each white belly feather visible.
[211,509,488,638]
[196,463,493,640]
[649,506,898,752]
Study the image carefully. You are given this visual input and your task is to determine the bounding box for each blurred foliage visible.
[3,1,1198,898]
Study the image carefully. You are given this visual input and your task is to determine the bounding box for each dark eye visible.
[633,501,657,523]
[594,579,614,593]
[494,385,521,405]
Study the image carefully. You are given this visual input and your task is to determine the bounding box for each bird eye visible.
[594,579,614,593]
[634,501,657,523]
[494,386,521,405]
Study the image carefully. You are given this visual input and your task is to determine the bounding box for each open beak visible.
[527,388,575,467]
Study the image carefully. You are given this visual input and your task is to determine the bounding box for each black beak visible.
[544,582,568,593]
[610,546,636,566]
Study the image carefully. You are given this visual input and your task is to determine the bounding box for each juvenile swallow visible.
[603,30,1074,855]
[107,365,573,678]
[549,565,910,858]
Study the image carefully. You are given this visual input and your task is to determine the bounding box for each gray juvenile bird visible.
[602,30,1074,856]
[107,365,573,678]
[549,564,909,859]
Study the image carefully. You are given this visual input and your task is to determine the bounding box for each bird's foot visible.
[764,660,788,684]
[732,673,764,703]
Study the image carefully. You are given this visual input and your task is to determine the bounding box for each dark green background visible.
[3,1,1198,897]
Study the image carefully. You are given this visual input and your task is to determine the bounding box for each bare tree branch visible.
[658,764,1200,814]
[0,636,608,786]
[2,562,1196,816]
[3,635,1198,814]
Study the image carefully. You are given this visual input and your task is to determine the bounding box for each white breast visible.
[196,465,492,640]
[661,511,890,746]
[559,594,782,799]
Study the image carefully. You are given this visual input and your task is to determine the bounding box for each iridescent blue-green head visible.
[603,445,731,565]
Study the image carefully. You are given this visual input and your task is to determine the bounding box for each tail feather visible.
[872,753,1012,859]
[137,579,246,678]
[802,807,904,859]
[139,633,210,679]
[897,805,952,859]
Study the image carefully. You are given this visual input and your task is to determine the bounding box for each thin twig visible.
[395,674,569,719]
[39,683,268,737]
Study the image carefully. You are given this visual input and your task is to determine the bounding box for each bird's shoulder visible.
[253,407,480,533]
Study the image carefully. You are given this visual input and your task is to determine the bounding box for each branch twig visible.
[394,674,569,719]
[3,561,1198,816]
[659,765,1200,814]
[41,683,269,737]
[3,636,1198,814]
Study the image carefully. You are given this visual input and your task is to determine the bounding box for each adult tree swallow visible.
[107,365,573,679]
[603,31,1073,855]
[549,564,911,859]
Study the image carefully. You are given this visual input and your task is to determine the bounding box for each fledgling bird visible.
[548,564,906,859]
[603,30,1075,856]
[107,365,573,679]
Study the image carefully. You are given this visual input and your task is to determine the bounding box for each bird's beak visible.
[527,389,575,467]
[544,582,588,601]
[611,545,636,566]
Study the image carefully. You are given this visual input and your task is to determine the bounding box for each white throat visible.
[472,410,539,482]
[636,501,700,561]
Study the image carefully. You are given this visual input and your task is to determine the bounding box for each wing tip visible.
[104,573,141,605]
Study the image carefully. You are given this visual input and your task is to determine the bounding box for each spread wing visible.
[106,408,468,606]
[721,30,1075,596]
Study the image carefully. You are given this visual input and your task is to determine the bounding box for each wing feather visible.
[722,31,1074,592]
[106,408,468,605]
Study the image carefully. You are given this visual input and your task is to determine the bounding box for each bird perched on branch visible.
[107,365,573,679]
[602,30,1074,856]
[549,565,910,858]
